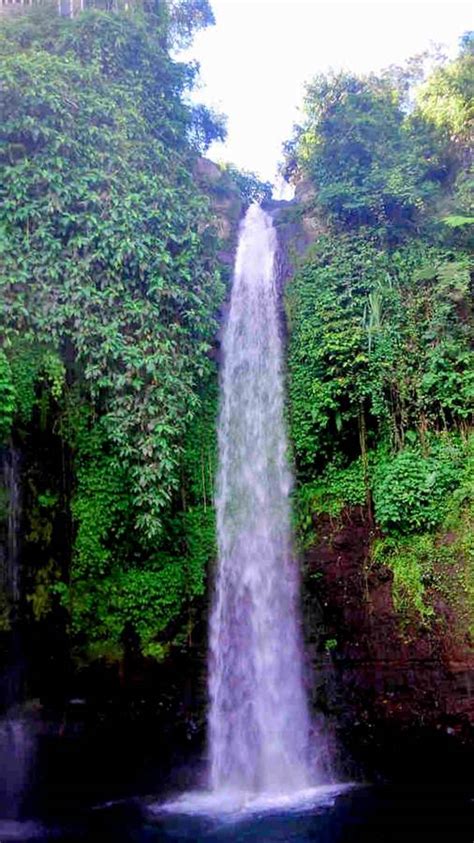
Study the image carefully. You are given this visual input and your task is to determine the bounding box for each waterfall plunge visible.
[208,204,312,796]
[154,204,343,819]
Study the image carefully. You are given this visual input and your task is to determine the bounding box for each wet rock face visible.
[194,157,243,266]
[303,507,474,782]
[262,196,329,301]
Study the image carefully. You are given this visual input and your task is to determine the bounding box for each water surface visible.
[19,783,472,843]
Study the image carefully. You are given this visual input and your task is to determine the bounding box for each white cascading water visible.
[208,204,311,796]
[155,204,347,818]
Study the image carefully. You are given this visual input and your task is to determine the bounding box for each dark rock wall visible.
[302,508,473,782]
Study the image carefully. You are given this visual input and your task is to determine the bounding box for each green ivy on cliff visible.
[287,236,472,472]
[1,2,225,661]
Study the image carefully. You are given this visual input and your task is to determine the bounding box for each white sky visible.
[183,0,473,182]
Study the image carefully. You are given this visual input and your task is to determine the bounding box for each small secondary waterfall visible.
[208,204,312,795]
[0,447,35,825]
[1,446,22,607]
[1,446,24,710]
[0,718,34,821]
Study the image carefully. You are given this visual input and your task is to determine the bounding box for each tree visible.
[284,71,447,235]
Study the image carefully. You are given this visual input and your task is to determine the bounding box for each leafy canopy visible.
[283,61,467,235]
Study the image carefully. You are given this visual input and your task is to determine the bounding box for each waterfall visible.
[1,446,21,608]
[0,718,34,821]
[208,204,312,796]
[0,446,35,825]
[1,446,24,710]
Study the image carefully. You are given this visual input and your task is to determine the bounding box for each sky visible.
[182,0,473,183]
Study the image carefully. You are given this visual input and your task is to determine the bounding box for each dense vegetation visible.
[0,0,229,663]
[284,34,473,631]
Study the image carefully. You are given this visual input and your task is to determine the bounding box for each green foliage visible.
[41,351,65,402]
[288,214,472,629]
[1,4,224,662]
[286,40,473,638]
[55,372,218,662]
[286,235,373,469]
[295,458,366,545]
[284,71,445,233]
[373,442,473,625]
[442,215,474,228]
[415,32,473,147]
[285,38,473,240]
[8,343,40,425]
[373,534,434,621]
[372,436,466,533]
[1,6,224,541]
[69,411,132,580]
[0,350,15,442]
[166,0,216,49]
[180,373,218,505]
[0,340,65,440]
[219,164,273,205]
[414,32,474,248]
[287,233,472,474]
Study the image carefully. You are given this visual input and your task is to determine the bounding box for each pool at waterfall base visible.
[2,780,472,842]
